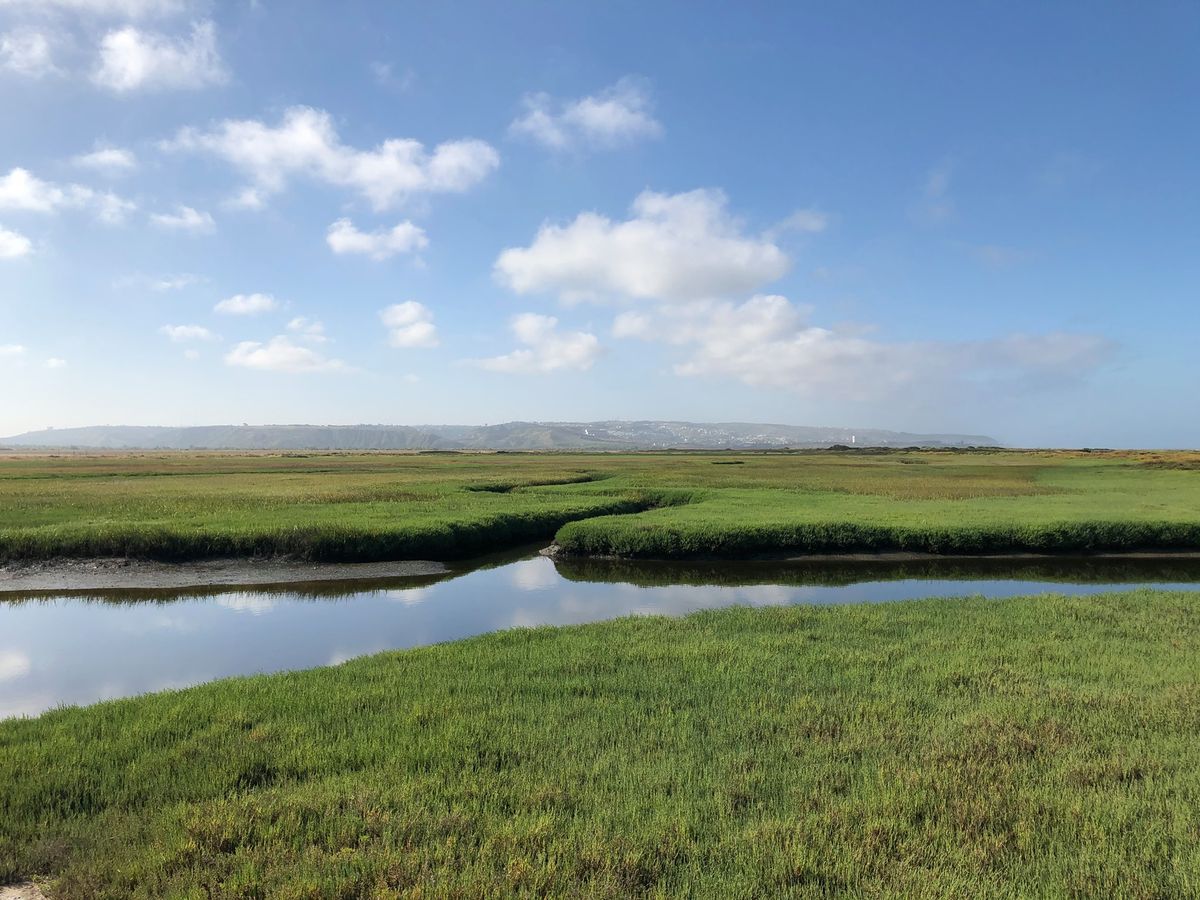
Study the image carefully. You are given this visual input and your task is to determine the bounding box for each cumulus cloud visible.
[476,313,601,374]
[380,301,438,348]
[159,323,215,342]
[326,218,428,260]
[0,29,59,78]
[0,344,26,357]
[620,294,1114,400]
[164,106,499,210]
[93,192,136,224]
[225,336,345,373]
[44,357,67,369]
[495,188,788,303]
[0,225,33,258]
[214,293,277,315]
[611,310,653,339]
[72,144,137,176]
[0,167,85,213]
[92,21,226,92]
[149,204,213,233]
[510,78,662,151]
[285,316,327,343]
[0,167,133,224]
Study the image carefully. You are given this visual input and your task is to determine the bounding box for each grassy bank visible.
[2,589,1198,897]
[2,450,1199,561]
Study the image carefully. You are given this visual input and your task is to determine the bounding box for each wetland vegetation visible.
[2,589,1197,897]
[1,449,1199,562]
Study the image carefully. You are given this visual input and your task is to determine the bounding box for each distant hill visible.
[0,422,999,451]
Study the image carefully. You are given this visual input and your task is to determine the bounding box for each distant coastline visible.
[0,420,998,451]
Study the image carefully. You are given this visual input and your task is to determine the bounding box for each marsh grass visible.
[2,451,1199,561]
[1,590,1198,897]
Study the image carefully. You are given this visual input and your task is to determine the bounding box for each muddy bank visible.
[0,885,47,900]
[0,557,448,594]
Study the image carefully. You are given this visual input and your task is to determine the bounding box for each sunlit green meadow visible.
[2,589,1198,897]
[1,449,1199,560]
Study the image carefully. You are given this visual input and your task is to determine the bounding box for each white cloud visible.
[151,273,201,291]
[0,167,87,213]
[0,29,59,78]
[93,21,226,93]
[225,186,265,210]
[93,191,136,224]
[72,144,138,176]
[214,293,277,316]
[150,204,213,233]
[113,272,204,291]
[0,168,134,223]
[476,313,601,374]
[611,310,653,339]
[776,208,829,234]
[326,218,428,260]
[286,316,327,343]
[620,294,1113,400]
[0,225,33,258]
[495,188,788,303]
[0,0,189,15]
[0,344,26,357]
[371,61,415,91]
[225,336,345,373]
[510,78,662,151]
[380,301,438,348]
[165,106,499,210]
[44,357,67,369]
[159,323,216,342]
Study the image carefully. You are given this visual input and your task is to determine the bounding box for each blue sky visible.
[1,0,1196,446]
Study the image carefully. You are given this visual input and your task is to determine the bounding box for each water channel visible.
[3,549,1198,718]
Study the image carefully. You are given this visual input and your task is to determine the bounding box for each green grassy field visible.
[1,589,1196,897]
[1,449,1199,561]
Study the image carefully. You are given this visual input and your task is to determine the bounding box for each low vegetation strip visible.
[1,450,1199,561]
[555,516,1200,558]
[1,590,1197,897]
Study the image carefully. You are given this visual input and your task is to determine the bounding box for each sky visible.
[1,1,1197,447]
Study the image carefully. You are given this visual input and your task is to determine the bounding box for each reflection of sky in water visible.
[1,553,1196,718]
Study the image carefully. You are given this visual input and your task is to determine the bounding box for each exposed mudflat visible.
[0,885,47,900]
[0,557,448,594]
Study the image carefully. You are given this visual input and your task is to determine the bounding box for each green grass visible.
[2,589,1198,897]
[2,449,1200,560]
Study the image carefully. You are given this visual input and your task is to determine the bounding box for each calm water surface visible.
[2,551,1198,718]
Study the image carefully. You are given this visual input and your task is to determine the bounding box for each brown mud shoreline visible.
[0,557,448,594]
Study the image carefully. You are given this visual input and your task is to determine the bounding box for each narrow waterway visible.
[2,551,1198,718]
